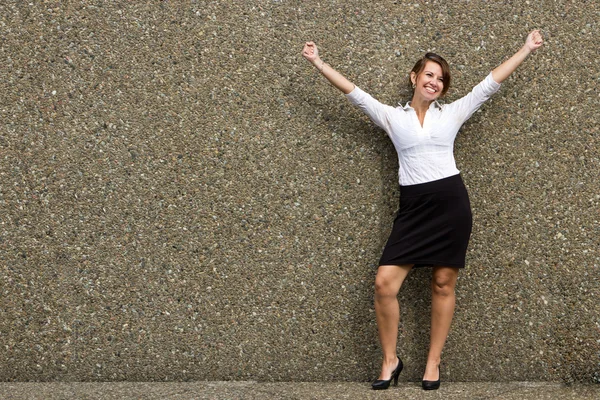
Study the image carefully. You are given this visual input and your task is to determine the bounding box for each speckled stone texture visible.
[0,0,598,383]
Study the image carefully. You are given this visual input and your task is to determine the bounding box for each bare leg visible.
[423,266,459,381]
[374,264,413,379]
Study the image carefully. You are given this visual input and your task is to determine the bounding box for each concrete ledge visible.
[1,382,599,400]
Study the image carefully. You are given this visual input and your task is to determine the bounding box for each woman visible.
[302,30,543,390]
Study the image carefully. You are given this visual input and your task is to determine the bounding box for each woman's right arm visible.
[303,41,394,131]
[302,41,355,94]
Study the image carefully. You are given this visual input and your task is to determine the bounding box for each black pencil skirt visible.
[379,174,472,268]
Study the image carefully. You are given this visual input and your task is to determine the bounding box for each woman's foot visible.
[372,356,403,390]
[422,360,440,381]
[378,356,401,380]
[422,361,441,390]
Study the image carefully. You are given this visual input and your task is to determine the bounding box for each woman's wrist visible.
[520,45,532,56]
[313,58,325,72]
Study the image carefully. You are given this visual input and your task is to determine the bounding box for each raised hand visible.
[302,41,320,63]
[525,30,543,52]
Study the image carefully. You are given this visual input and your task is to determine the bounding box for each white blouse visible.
[345,72,501,186]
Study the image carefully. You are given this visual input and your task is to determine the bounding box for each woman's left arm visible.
[491,30,543,83]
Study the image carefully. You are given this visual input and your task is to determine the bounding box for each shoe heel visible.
[392,357,403,386]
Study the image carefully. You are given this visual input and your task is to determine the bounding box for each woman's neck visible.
[410,95,434,127]
[410,95,434,115]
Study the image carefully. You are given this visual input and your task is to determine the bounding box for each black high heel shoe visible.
[372,357,403,390]
[421,365,440,390]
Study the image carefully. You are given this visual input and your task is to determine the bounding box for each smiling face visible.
[408,53,451,103]
[411,61,445,102]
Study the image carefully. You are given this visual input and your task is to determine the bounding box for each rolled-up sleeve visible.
[446,72,501,122]
[345,86,395,132]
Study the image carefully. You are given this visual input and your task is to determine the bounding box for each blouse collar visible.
[400,100,443,111]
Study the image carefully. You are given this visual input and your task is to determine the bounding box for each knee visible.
[432,276,455,297]
[375,274,398,298]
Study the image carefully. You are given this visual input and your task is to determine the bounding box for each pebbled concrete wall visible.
[0,0,598,383]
